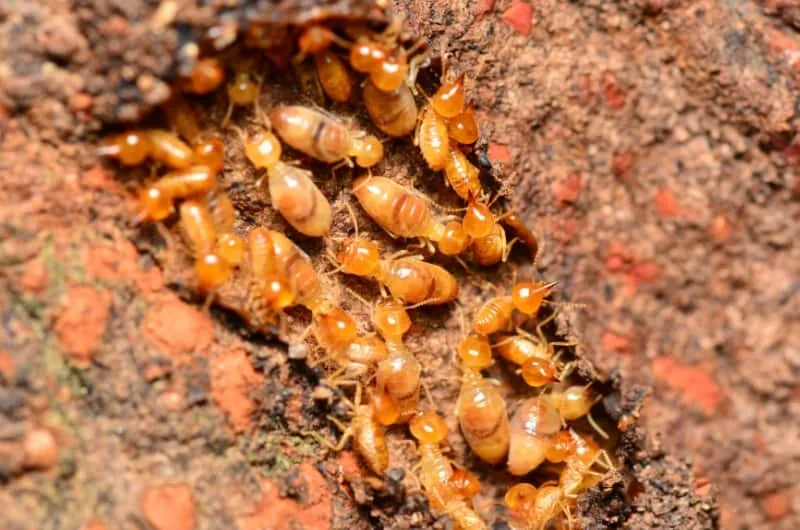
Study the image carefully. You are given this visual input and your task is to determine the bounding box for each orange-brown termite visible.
[373,300,421,423]
[362,80,418,138]
[409,410,488,530]
[315,50,353,103]
[444,145,482,201]
[136,165,217,223]
[431,73,466,119]
[448,103,479,145]
[183,57,226,95]
[98,129,194,170]
[472,295,515,336]
[472,280,557,334]
[417,106,450,171]
[351,175,470,256]
[492,311,571,388]
[501,213,539,261]
[336,238,459,305]
[238,125,333,237]
[552,428,614,498]
[456,334,510,464]
[507,396,562,476]
[146,129,196,169]
[179,199,231,292]
[268,229,324,311]
[222,72,260,126]
[269,105,383,168]
[504,483,573,530]
[315,385,393,476]
[246,227,295,311]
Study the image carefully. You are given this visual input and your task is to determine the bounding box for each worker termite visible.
[507,396,562,476]
[333,335,389,380]
[182,57,225,95]
[268,229,323,310]
[336,238,459,305]
[315,50,353,103]
[179,199,231,292]
[493,311,572,388]
[444,145,482,201]
[409,410,488,530]
[449,466,480,500]
[269,105,383,168]
[348,32,416,93]
[362,80,418,138]
[472,294,515,336]
[456,334,511,464]
[314,385,392,476]
[373,300,421,423]
[192,134,225,174]
[222,72,260,126]
[98,129,194,170]
[447,103,479,145]
[351,175,470,255]
[417,106,450,171]
[548,384,601,423]
[501,212,539,261]
[268,162,333,237]
[462,196,496,239]
[470,224,513,266]
[549,428,614,498]
[431,73,466,119]
[504,483,573,530]
[246,227,295,311]
[238,125,333,237]
[212,190,247,266]
[97,130,151,166]
[295,24,351,62]
[146,129,195,169]
[136,165,217,223]
[512,280,558,317]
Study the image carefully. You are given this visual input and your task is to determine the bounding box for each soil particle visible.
[19,257,49,294]
[21,427,59,471]
[759,490,793,521]
[0,350,14,380]
[81,519,108,530]
[140,482,196,530]
[141,298,214,356]
[238,465,334,530]
[82,240,140,283]
[652,356,723,415]
[53,285,111,367]
[209,348,264,432]
[500,2,534,36]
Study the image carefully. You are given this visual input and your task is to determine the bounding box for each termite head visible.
[409,409,448,445]
[136,186,174,224]
[457,334,492,370]
[336,237,381,276]
[374,299,411,341]
[504,483,538,516]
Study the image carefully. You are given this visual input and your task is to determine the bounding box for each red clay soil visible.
[1,0,798,529]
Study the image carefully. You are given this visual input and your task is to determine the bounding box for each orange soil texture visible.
[2,0,799,529]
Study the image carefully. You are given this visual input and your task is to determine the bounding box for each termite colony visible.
[99,13,617,529]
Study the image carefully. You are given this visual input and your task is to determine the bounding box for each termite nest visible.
[98,11,623,529]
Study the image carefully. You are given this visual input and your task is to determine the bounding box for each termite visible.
[456,334,510,464]
[373,300,421,423]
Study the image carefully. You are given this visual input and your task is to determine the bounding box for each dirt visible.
[1,0,799,529]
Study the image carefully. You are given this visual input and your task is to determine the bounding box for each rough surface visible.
[1,0,798,529]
